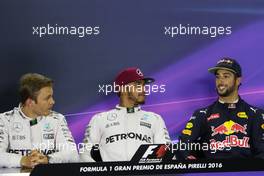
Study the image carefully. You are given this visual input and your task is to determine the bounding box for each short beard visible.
[216,83,236,97]
[128,92,145,106]
[136,100,145,105]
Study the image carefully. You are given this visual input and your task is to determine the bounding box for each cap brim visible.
[208,67,237,75]
[143,78,155,84]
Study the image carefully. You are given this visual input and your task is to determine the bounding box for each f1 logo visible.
[142,145,158,158]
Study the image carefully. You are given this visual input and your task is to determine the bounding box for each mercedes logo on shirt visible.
[107,113,117,121]
[12,122,23,133]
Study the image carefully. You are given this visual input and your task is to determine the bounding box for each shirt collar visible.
[18,104,42,123]
[115,104,141,113]
[218,97,240,109]
[218,98,239,104]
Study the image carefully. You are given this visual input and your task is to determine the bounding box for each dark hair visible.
[19,73,53,104]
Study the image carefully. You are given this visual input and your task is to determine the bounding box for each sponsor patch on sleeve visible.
[182,129,192,136]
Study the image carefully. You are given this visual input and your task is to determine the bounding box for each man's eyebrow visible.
[216,72,232,76]
[45,94,52,99]
[223,72,232,75]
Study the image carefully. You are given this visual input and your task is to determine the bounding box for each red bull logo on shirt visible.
[211,120,247,136]
[210,120,249,150]
[210,135,250,150]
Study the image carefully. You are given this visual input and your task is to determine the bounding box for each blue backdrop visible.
[1,0,264,175]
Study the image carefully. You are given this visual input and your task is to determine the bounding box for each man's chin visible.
[44,110,52,116]
[217,90,230,97]
[137,100,145,105]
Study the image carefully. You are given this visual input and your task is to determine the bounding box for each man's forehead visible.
[135,79,145,83]
[215,69,234,75]
[38,87,53,95]
[128,80,145,84]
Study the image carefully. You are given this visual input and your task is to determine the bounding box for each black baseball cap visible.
[208,58,242,77]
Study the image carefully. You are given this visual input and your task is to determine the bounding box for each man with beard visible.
[80,67,171,162]
[179,58,264,159]
[0,73,78,168]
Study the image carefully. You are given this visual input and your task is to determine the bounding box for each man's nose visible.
[217,76,225,83]
[50,97,55,105]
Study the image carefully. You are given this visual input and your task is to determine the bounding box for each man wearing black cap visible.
[179,58,264,159]
[80,67,171,162]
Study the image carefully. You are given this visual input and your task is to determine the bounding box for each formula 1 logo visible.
[139,145,168,163]
[142,145,167,158]
[142,145,158,158]
[211,120,247,136]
